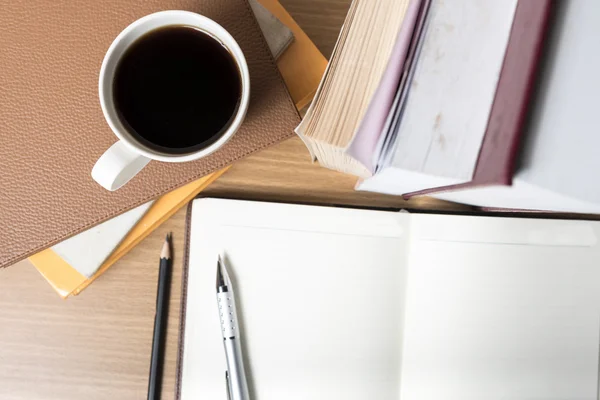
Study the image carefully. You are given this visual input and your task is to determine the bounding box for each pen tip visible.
[216,254,226,288]
[161,233,171,259]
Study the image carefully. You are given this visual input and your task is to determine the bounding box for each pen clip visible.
[225,370,232,400]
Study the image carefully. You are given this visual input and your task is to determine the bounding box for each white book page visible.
[180,199,410,400]
[400,214,600,400]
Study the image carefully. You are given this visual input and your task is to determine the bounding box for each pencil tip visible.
[161,234,171,259]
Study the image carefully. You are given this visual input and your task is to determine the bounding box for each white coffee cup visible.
[92,10,250,191]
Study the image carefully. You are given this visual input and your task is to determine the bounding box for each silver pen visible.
[216,255,250,400]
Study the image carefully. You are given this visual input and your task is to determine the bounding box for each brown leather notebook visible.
[0,0,299,268]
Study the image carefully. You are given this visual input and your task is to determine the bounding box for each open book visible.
[177,198,600,400]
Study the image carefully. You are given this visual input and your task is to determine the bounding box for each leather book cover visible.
[174,199,196,400]
[404,0,551,198]
[0,0,300,268]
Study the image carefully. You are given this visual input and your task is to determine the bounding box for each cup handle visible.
[92,140,150,191]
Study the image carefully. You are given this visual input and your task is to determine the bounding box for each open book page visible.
[400,214,600,400]
[180,199,410,400]
[181,199,409,400]
[346,0,423,172]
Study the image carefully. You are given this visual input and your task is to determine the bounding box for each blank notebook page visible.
[401,214,600,400]
[180,199,410,400]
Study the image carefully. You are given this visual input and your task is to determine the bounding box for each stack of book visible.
[297,0,600,214]
[30,0,327,298]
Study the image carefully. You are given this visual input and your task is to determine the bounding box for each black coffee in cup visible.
[113,26,242,154]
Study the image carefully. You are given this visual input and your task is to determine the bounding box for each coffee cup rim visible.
[98,10,251,162]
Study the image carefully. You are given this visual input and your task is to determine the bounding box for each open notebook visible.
[177,198,600,400]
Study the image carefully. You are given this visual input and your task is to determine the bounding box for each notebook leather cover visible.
[0,0,300,268]
[174,200,196,400]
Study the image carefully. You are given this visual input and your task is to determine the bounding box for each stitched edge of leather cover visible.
[174,198,195,400]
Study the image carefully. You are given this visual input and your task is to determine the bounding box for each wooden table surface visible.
[0,2,469,399]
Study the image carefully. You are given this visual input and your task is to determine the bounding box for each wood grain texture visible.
[0,216,188,400]
[204,136,470,210]
[0,1,469,399]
